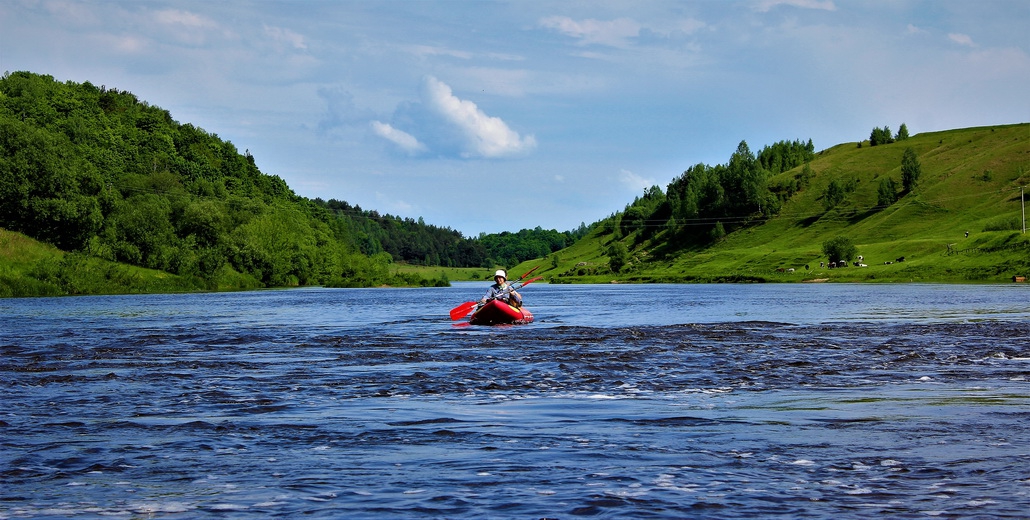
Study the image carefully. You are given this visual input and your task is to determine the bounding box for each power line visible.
[613,185,1028,230]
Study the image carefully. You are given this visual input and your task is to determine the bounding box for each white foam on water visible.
[966,500,998,506]
[132,501,194,513]
[209,503,250,511]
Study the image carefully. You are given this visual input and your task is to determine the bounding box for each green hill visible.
[0,71,534,296]
[2,70,1027,295]
[515,124,1030,284]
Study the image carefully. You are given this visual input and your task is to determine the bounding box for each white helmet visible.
[494,269,507,280]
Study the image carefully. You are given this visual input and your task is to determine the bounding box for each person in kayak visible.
[481,269,522,307]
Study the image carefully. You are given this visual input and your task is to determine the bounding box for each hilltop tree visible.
[869,126,894,146]
[901,147,922,192]
[895,123,910,141]
[724,140,768,216]
[757,138,815,174]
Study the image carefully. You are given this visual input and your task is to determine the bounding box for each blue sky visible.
[2,1,1027,236]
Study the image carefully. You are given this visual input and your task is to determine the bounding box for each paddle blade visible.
[449,301,478,320]
[518,276,543,288]
[517,265,541,281]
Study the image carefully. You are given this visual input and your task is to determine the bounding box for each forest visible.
[607,138,817,249]
[0,71,584,290]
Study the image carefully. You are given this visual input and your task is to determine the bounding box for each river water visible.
[1,283,1028,519]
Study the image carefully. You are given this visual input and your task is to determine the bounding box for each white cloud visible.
[948,33,975,47]
[148,7,227,47]
[153,8,217,29]
[906,24,928,35]
[264,24,307,50]
[371,121,427,154]
[539,16,642,47]
[754,0,837,12]
[421,76,536,158]
[405,44,473,60]
[619,169,656,193]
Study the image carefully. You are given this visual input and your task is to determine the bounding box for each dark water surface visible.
[2,283,1028,519]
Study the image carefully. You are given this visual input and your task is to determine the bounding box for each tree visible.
[823,236,857,264]
[710,221,726,241]
[901,147,921,192]
[895,123,909,141]
[823,179,847,210]
[607,241,629,273]
[877,177,898,207]
[725,140,766,216]
[870,126,894,146]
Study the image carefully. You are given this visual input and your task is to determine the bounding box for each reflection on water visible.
[1,284,1028,518]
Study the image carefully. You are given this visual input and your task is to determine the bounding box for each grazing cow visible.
[896,256,905,263]
[787,268,795,273]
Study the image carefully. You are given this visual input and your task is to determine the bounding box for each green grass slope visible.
[0,227,262,297]
[519,124,1030,284]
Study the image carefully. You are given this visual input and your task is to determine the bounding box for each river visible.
[1,283,1028,518]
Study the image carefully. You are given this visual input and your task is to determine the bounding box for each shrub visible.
[823,236,857,264]
[901,148,922,192]
[877,177,899,207]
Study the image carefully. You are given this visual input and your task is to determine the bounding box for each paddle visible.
[448,275,544,320]
[449,300,479,320]
[448,266,539,320]
[515,265,540,282]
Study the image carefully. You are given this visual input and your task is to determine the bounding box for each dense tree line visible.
[643,139,815,244]
[311,198,593,268]
[591,139,817,270]
[0,71,587,288]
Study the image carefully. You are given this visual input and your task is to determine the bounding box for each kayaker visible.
[481,269,522,307]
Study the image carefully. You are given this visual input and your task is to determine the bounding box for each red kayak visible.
[468,299,534,326]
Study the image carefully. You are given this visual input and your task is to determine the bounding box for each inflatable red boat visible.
[467,299,534,326]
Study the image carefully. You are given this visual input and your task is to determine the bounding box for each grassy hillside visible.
[6,124,1026,296]
[514,124,1030,284]
[0,227,256,297]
